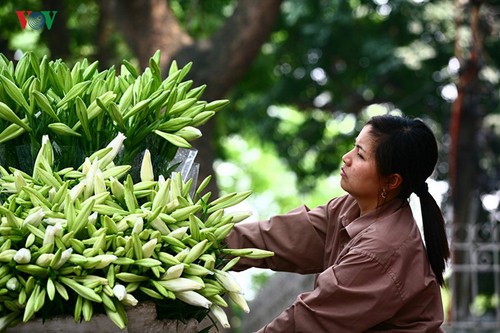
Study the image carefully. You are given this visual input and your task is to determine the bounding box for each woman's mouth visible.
[340,167,346,178]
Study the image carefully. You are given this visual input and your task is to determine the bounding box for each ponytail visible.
[415,185,450,286]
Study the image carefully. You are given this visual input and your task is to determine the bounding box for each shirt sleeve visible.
[225,204,329,274]
[256,249,403,333]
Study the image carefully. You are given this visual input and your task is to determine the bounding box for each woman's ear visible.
[386,173,403,191]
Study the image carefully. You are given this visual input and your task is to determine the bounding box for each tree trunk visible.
[44,0,71,60]
[95,0,119,70]
[448,0,484,323]
[101,0,283,197]
[107,0,192,70]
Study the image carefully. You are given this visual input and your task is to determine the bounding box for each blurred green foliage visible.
[1,0,499,199]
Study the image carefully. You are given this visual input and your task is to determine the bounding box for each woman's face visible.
[340,125,383,209]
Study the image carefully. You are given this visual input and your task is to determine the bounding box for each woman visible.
[225,114,450,332]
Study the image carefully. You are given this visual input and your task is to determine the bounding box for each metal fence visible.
[444,219,500,333]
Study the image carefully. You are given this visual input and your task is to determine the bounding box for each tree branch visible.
[175,0,283,99]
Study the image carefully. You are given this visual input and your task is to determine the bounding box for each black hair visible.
[367,114,450,286]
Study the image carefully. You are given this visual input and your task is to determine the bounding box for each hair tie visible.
[415,182,428,197]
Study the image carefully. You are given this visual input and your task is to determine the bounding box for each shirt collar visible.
[341,196,406,239]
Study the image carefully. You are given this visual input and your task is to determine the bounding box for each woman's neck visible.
[356,196,400,216]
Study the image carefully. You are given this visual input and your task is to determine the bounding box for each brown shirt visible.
[225,194,445,332]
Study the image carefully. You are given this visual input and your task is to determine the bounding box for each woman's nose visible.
[342,152,350,165]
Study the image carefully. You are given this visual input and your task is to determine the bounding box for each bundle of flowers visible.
[0,52,273,330]
[0,133,273,330]
[0,50,226,174]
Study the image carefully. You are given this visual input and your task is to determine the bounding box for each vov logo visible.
[16,11,58,31]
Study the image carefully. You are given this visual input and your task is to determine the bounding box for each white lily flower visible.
[53,222,63,237]
[1,183,17,193]
[70,179,87,201]
[140,207,153,220]
[48,187,57,202]
[165,199,179,214]
[94,169,106,194]
[13,248,31,264]
[157,175,166,187]
[149,218,169,235]
[140,149,154,182]
[84,158,99,198]
[163,263,184,280]
[113,284,127,301]
[44,217,67,226]
[122,293,139,306]
[174,248,190,262]
[81,157,92,175]
[6,277,19,291]
[33,135,53,171]
[25,233,36,248]
[175,126,202,141]
[157,278,203,292]
[93,254,117,269]
[76,275,107,290]
[132,216,144,234]
[100,132,126,169]
[36,253,55,267]
[23,207,45,227]
[210,304,230,328]
[13,170,27,193]
[151,185,167,214]
[42,135,53,164]
[168,175,182,202]
[53,248,73,269]
[43,225,56,246]
[228,291,250,313]
[168,227,188,240]
[142,238,157,258]
[0,249,16,262]
[88,212,98,225]
[214,270,242,293]
[175,291,211,309]
[109,176,125,200]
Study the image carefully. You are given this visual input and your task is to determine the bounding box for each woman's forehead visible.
[356,125,376,150]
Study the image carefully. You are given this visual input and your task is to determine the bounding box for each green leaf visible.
[0,74,31,114]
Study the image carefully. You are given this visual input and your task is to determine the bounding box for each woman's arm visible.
[225,204,329,274]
